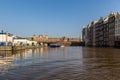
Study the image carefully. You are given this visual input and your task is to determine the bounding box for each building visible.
[82,27,85,46]
[13,38,28,46]
[95,17,105,47]
[69,38,81,42]
[92,21,98,47]
[108,12,115,47]
[103,17,109,47]
[62,36,68,42]
[0,30,13,46]
[115,12,120,47]
[84,26,90,46]
[33,34,37,41]
[33,33,51,43]
[13,37,37,46]
[82,12,120,47]
[45,33,48,40]
[82,25,93,46]
[88,24,93,46]
[32,33,70,43]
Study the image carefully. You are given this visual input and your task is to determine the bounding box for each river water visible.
[0,47,120,80]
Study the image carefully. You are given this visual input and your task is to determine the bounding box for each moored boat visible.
[49,43,61,48]
[60,45,65,47]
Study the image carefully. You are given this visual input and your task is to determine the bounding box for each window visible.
[119,24,120,27]
[115,30,117,34]
[119,30,120,34]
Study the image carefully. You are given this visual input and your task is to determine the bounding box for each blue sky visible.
[0,0,120,38]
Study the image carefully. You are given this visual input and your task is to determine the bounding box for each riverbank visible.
[0,46,40,51]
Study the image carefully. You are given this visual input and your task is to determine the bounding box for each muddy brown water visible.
[0,47,120,80]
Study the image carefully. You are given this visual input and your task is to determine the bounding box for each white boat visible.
[49,43,61,48]
[60,45,65,47]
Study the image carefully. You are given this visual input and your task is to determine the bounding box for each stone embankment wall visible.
[0,46,40,51]
[0,46,12,51]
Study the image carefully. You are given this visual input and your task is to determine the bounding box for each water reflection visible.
[0,51,13,75]
[82,47,120,58]
[0,47,120,80]
[0,47,71,67]
[81,47,120,80]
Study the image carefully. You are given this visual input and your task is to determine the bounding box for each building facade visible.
[103,17,109,47]
[0,31,13,46]
[82,12,120,47]
[92,21,98,46]
[108,12,115,47]
[84,26,90,46]
[82,27,85,46]
[115,12,120,47]
[95,17,104,47]
[13,37,37,46]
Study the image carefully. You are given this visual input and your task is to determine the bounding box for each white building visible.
[0,31,13,46]
[13,38,37,46]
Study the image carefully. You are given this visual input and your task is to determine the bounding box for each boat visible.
[49,43,61,48]
[60,45,65,47]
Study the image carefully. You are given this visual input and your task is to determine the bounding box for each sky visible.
[0,0,120,38]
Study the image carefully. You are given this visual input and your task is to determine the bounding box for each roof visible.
[0,33,13,36]
[14,38,27,39]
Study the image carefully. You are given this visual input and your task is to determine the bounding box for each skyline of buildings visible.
[82,12,120,47]
[0,30,81,46]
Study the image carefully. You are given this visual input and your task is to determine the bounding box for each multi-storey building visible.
[95,20,99,46]
[115,12,120,47]
[82,27,85,46]
[84,24,93,46]
[95,17,104,47]
[82,21,98,47]
[82,12,120,47]
[88,24,93,46]
[108,12,115,47]
[91,21,98,47]
[84,27,89,46]
[103,17,109,47]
